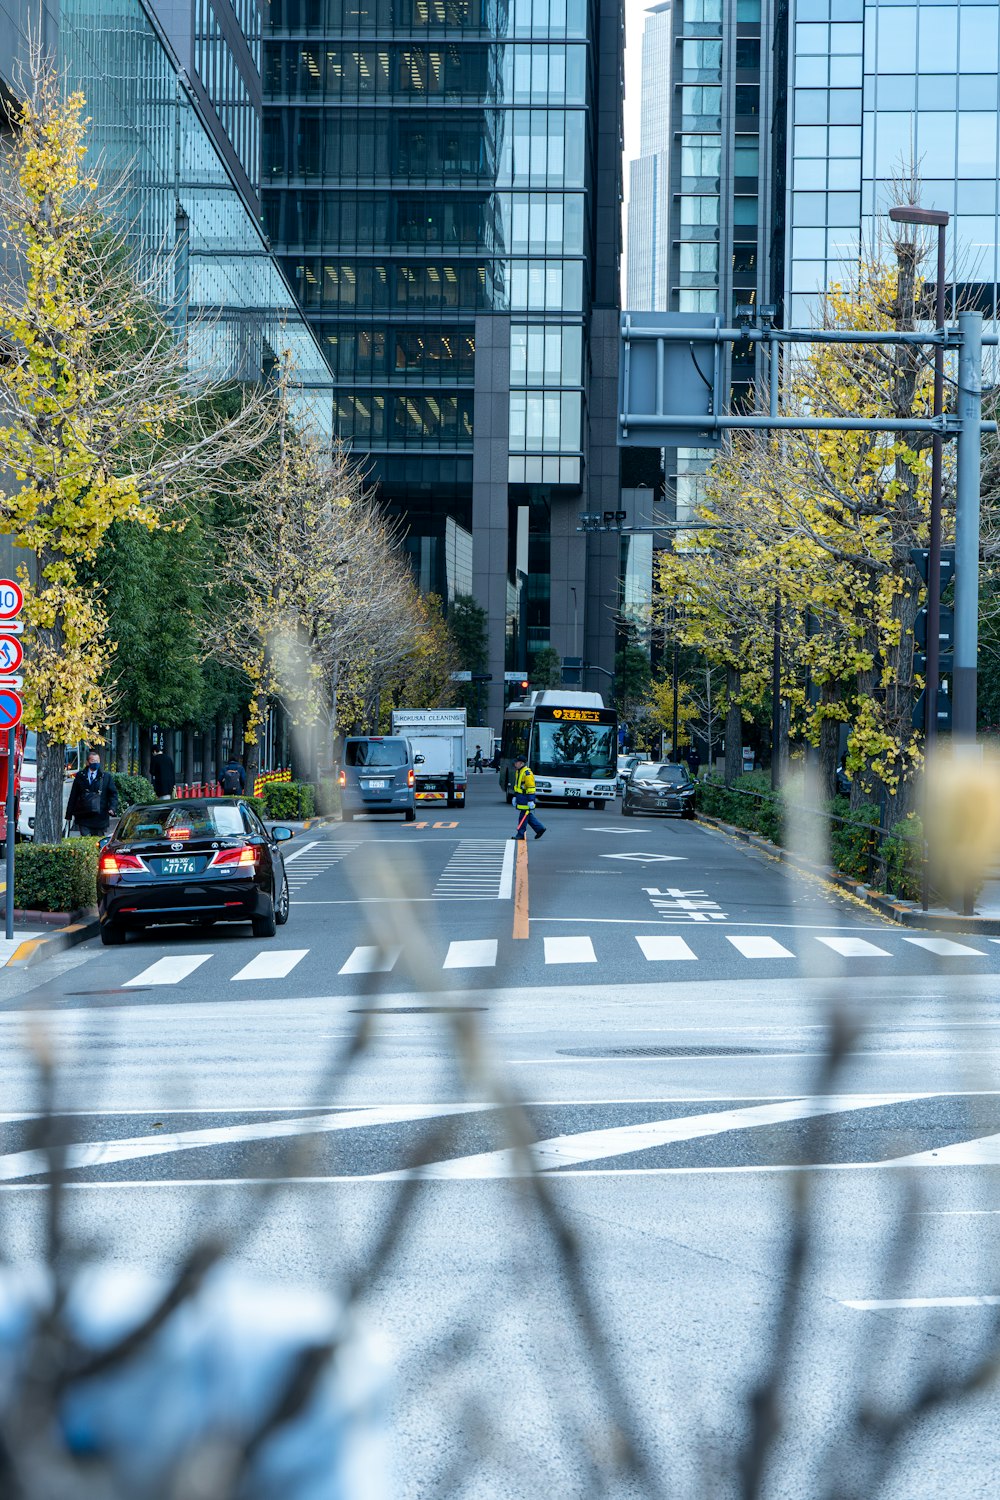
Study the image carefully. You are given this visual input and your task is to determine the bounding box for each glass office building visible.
[263,0,625,719]
[627,1,672,310]
[784,0,1000,325]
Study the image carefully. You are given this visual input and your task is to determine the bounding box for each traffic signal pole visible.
[953,310,984,738]
[924,221,947,755]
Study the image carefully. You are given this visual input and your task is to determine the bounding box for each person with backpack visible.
[220,756,247,795]
[65,749,119,837]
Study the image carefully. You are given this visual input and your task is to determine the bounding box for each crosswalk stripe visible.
[231,949,309,982]
[816,936,891,958]
[544,936,596,964]
[727,935,794,959]
[123,955,212,987]
[903,936,986,957]
[338,945,401,975]
[375,1092,932,1181]
[282,841,319,864]
[443,939,498,969]
[635,935,696,961]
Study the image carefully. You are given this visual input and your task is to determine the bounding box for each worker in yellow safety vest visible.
[512,754,546,841]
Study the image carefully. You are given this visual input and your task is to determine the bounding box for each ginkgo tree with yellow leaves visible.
[655,210,947,823]
[0,63,274,840]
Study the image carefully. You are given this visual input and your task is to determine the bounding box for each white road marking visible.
[842,1296,1000,1311]
[123,955,212,987]
[338,945,401,975]
[375,1093,933,1180]
[433,840,509,900]
[543,936,597,965]
[0,1103,494,1181]
[889,1132,1000,1167]
[443,939,498,969]
[727,935,794,959]
[903,936,986,957]
[601,852,686,863]
[232,949,309,982]
[281,841,319,863]
[635,935,697,961]
[817,936,891,958]
[585,827,642,834]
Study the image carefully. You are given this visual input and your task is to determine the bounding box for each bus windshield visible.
[531,720,616,778]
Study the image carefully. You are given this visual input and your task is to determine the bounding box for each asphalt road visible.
[4,777,1000,1496]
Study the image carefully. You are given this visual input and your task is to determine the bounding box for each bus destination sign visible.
[550,708,601,723]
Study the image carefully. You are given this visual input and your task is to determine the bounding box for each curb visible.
[696,812,1000,935]
[7,911,100,966]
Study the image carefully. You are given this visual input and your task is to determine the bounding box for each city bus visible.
[498,691,618,808]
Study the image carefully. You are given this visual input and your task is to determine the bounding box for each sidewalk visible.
[1,930,43,966]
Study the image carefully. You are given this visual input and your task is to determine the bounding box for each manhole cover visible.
[558,1045,771,1058]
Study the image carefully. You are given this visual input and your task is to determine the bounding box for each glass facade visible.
[263,0,616,661]
[626,1,671,309]
[54,0,333,436]
[194,0,262,192]
[785,0,1000,324]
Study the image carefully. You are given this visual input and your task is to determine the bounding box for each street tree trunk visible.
[34,730,67,844]
[139,725,152,781]
[818,680,841,800]
[182,726,195,786]
[724,665,743,785]
[114,721,129,773]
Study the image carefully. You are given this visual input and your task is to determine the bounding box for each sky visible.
[622,0,654,301]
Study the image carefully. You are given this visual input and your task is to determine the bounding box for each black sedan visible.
[96,799,293,945]
[622,762,697,818]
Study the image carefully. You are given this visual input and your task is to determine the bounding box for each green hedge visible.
[316,777,341,817]
[699,776,923,900]
[258,780,316,820]
[15,838,99,913]
[113,772,156,809]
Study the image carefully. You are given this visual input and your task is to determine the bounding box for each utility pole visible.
[953,310,983,737]
[771,590,781,792]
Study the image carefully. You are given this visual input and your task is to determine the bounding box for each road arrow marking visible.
[599,852,687,863]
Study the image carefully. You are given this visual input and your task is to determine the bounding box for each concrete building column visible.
[471,314,511,731]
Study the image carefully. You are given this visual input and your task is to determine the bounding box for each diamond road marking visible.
[600,852,687,863]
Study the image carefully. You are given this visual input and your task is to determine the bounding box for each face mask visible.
[88,762,100,773]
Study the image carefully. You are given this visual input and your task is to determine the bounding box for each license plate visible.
[162,856,198,875]
[364,780,388,790]
[568,788,581,797]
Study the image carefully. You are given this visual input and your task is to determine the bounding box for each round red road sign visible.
[0,580,23,620]
[0,635,23,675]
[0,688,23,729]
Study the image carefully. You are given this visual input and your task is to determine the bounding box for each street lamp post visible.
[888,204,949,756]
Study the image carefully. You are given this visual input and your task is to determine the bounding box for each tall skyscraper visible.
[627,1,672,309]
[262,0,626,724]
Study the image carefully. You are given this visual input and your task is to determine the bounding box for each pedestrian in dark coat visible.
[150,746,176,799]
[65,750,119,836]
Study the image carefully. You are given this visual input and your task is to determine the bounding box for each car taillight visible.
[99,853,145,875]
[338,770,346,787]
[209,845,257,868]
[407,768,415,788]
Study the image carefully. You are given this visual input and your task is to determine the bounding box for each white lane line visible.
[232,949,309,982]
[842,1296,1000,1311]
[903,936,986,957]
[282,841,319,864]
[338,945,401,975]
[0,1103,494,1182]
[443,939,498,970]
[378,1093,931,1180]
[635,935,696,961]
[123,955,212,988]
[889,1131,1000,1167]
[817,936,891,958]
[728,935,795,959]
[544,936,597,965]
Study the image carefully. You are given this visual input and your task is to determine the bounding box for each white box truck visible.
[466,727,494,769]
[390,708,468,808]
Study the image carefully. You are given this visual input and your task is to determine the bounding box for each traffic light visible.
[519,679,529,693]
[910,546,956,733]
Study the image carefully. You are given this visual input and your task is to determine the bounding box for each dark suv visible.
[622,762,697,818]
[339,737,418,821]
